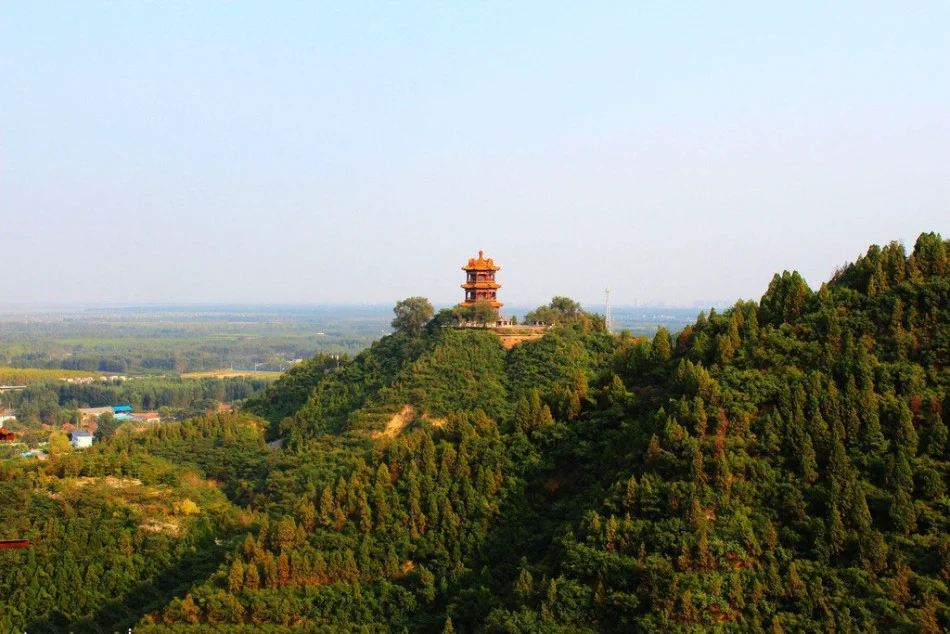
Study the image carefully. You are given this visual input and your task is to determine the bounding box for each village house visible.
[70,430,94,449]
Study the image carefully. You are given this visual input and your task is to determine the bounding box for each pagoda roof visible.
[462,281,501,290]
[462,250,501,271]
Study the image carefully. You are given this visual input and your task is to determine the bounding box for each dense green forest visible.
[2,233,949,632]
[0,413,263,632]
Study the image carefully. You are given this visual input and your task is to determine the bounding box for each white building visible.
[70,430,94,449]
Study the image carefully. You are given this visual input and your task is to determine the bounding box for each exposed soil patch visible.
[422,413,448,428]
[494,332,545,350]
[374,405,416,438]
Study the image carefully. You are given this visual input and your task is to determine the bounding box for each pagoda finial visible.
[479,250,483,259]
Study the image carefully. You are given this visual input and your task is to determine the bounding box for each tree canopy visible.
[391,297,434,334]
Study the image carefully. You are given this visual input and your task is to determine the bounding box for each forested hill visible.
[243,311,612,444]
[2,232,949,632]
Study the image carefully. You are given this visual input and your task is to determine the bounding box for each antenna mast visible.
[605,287,612,334]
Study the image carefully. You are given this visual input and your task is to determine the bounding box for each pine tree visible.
[227,559,244,594]
[605,374,627,406]
[828,426,852,499]
[528,389,543,428]
[919,592,941,634]
[296,498,316,532]
[539,404,554,429]
[274,516,297,551]
[514,561,535,604]
[890,488,917,535]
[263,554,279,590]
[894,400,919,456]
[716,333,736,365]
[679,589,700,626]
[318,487,335,527]
[714,450,732,496]
[827,503,846,557]
[244,563,260,591]
[861,530,888,577]
[420,433,437,478]
[690,446,706,487]
[862,410,889,454]
[888,561,911,613]
[764,521,778,552]
[697,530,715,571]
[646,435,664,463]
[180,595,201,624]
[729,575,745,610]
[677,542,693,571]
[652,328,672,364]
[800,434,818,484]
[851,485,873,534]
[623,475,638,509]
[605,515,618,551]
[515,397,532,435]
[786,562,805,599]
[358,495,373,534]
[693,396,708,438]
[334,477,349,514]
[924,398,948,457]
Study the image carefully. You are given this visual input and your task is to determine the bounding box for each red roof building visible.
[461,251,502,309]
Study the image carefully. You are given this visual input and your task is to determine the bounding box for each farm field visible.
[0,367,102,385]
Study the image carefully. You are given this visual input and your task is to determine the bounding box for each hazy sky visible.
[3,2,948,309]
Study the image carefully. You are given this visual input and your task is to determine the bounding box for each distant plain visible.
[0,303,701,379]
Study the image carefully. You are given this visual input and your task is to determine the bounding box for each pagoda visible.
[461,251,502,309]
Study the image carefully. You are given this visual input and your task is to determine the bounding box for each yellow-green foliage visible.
[0,367,100,384]
[175,498,201,515]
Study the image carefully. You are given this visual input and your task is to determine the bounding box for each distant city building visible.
[461,251,502,309]
[70,430,94,449]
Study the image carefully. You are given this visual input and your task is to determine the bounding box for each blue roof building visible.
[113,406,133,414]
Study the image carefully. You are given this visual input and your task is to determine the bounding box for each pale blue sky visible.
[3,2,948,308]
